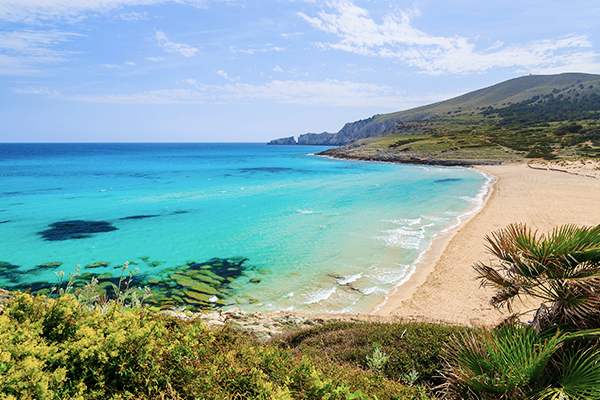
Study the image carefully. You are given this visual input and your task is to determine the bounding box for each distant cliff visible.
[298,132,334,145]
[268,115,431,145]
[267,136,296,145]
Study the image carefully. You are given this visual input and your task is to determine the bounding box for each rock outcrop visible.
[267,136,296,145]
[297,132,334,145]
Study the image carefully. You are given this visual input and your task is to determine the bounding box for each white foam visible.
[209,296,218,302]
[440,171,495,235]
[383,217,422,226]
[304,287,337,304]
[378,227,424,249]
[371,170,496,314]
[338,273,361,285]
[297,209,316,214]
[283,292,294,298]
[422,215,445,222]
[368,265,410,284]
[362,286,386,295]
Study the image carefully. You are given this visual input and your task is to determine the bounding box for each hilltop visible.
[270,73,600,165]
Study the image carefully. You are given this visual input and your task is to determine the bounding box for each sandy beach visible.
[373,162,600,326]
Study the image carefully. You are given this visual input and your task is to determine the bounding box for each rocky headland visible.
[268,115,433,146]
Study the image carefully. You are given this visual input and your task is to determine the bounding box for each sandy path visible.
[373,163,600,326]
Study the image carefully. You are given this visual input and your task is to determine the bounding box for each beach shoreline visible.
[370,162,600,326]
[369,167,497,316]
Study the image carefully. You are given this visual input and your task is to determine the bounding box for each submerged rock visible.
[86,261,110,269]
[2,256,260,311]
[38,220,117,241]
[119,214,160,220]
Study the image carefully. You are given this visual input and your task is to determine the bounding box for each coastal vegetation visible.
[0,285,436,399]
[442,223,600,399]
[2,223,600,399]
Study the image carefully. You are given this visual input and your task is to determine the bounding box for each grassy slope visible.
[323,73,600,164]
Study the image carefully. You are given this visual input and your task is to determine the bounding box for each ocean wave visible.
[383,217,422,226]
[367,265,410,285]
[362,286,386,295]
[337,273,361,285]
[303,287,337,304]
[422,215,446,222]
[377,227,424,249]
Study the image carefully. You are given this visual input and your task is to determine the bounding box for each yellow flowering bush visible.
[0,291,429,399]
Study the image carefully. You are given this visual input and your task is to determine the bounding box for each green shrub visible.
[0,292,427,399]
[279,321,475,388]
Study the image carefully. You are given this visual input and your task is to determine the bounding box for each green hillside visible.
[321,73,600,164]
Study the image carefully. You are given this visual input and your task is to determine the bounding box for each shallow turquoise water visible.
[0,143,490,313]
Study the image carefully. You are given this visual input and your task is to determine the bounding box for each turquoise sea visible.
[0,143,491,313]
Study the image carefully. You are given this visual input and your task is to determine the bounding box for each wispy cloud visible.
[0,29,83,75]
[12,77,465,109]
[216,70,239,81]
[0,0,230,24]
[231,43,286,55]
[118,11,149,21]
[11,86,61,95]
[299,0,600,75]
[146,56,164,62]
[155,30,199,57]
[18,79,449,107]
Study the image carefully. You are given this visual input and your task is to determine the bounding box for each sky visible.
[1,0,599,142]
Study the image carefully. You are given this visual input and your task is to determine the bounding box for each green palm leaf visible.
[475,223,600,329]
[537,347,600,400]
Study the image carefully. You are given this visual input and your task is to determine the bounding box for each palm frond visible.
[474,223,600,330]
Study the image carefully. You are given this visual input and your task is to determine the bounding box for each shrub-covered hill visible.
[277,72,600,164]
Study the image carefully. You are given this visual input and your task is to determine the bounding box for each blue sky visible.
[1,0,599,142]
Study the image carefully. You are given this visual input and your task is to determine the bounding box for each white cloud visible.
[216,70,239,81]
[231,43,286,55]
[155,30,198,57]
[101,63,120,68]
[273,65,283,72]
[118,11,148,21]
[299,0,600,75]
[146,56,164,61]
[125,61,136,66]
[0,29,83,75]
